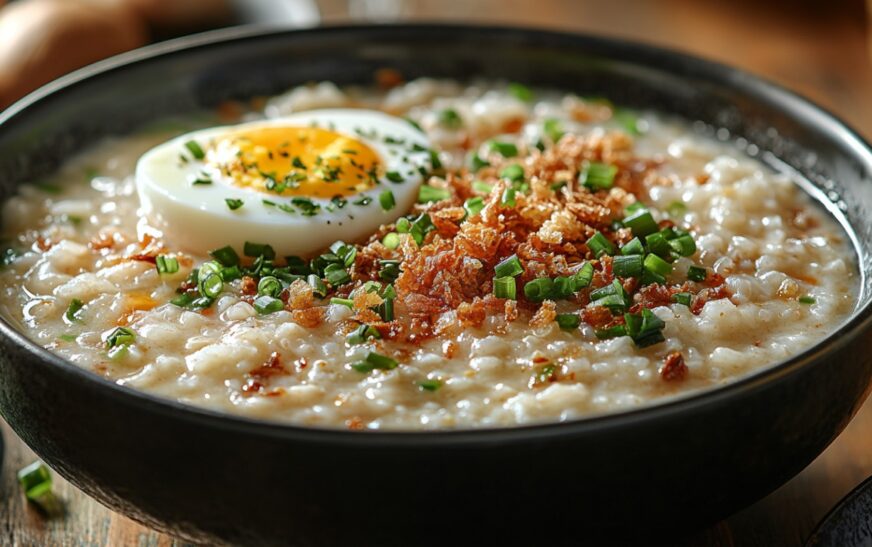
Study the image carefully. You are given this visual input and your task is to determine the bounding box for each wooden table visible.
[2,0,872,544]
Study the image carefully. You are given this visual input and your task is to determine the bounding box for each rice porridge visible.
[0,78,857,430]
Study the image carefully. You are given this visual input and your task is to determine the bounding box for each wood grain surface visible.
[2,0,872,545]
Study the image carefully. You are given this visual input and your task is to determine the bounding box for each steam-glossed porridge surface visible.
[0,79,857,430]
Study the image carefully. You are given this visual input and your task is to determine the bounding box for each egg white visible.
[135,109,432,257]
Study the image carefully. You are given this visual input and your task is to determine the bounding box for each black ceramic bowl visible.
[1,25,871,546]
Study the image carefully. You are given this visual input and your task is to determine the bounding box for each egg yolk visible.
[208,126,381,198]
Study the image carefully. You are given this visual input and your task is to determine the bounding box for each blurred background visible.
[1,0,871,137]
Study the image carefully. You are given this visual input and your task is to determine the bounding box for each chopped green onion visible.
[324,263,351,286]
[488,141,518,158]
[382,232,400,249]
[378,297,394,322]
[257,276,282,298]
[105,326,135,348]
[501,187,517,207]
[351,351,399,373]
[418,185,451,203]
[155,255,179,275]
[244,242,276,260]
[200,273,223,298]
[330,297,354,308]
[472,180,493,194]
[578,161,617,191]
[17,461,56,510]
[586,231,616,257]
[572,262,594,290]
[644,254,673,277]
[640,269,666,286]
[556,313,580,330]
[550,276,573,299]
[687,265,708,282]
[620,237,645,256]
[379,190,396,211]
[507,82,533,102]
[469,153,490,173]
[799,295,816,305]
[184,140,205,159]
[494,254,523,278]
[524,277,554,302]
[499,164,524,182]
[623,210,659,238]
[378,259,401,283]
[307,274,327,298]
[613,255,643,278]
[253,295,284,315]
[209,246,240,267]
[613,108,642,135]
[595,325,628,340]
[671,292,693,307]
[225,198,244,210]
[385,171,404,183]
[347,324,381,345]
[669,234,697,257]
[418,379,443,392]
[543,118,564,142]
[464,197,485,218]
[625,202,648,215]
[645,232,673,258]
[666,201,687,217]
[438,108,463,129]
[408,214,435,246]
[493,276,517,300]
[396,217,411,233]
[64,299,84,323]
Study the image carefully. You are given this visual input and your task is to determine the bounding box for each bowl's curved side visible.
[2,288,870,545]
[0,24,871,545]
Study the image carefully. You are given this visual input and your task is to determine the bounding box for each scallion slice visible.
[244,241,276,260]
[385,171,404,183]
[472,180,493,194]
[155,255,179,275]
[543,118,564,142]
[225,198,244,211]
[523,277,554,302]
[488,140,518,158]
[469,153,490,172]
[586,231,616,257]
[671,292,693,307]
[595,324,628,340]
[507,82,533,102]
[799,295,816,305]
[17,461,56,511]
[493,276,517,300]
[556,313,581,330]
[669,234,697,257]
[382,232,400,249]
[501,187,517,207]
[644,253,673,277]
[379,190,396,211]
[330,297,354,308]
[499,164,524,182]
[347,324,381,345]
[418,185,451,203]
[209,245,240,267]
[464,196,485,218]
[184,140,205,159]
[105,326,135,348]
[438,108,463,129]
[351,351,399,373]
[257,276,282,298]
[418,379,443,392]
[200,273,223,298]
[494,254,523,278]
[620,237,645,256]
[613,254,643,278]
[64,299,84,323]
[572,262,594,290]
[253,295,284,315]
[578,161,617,191]
[622,210,659,238]
[687,265,708,282]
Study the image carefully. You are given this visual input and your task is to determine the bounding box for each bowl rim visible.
[2,22,871,445]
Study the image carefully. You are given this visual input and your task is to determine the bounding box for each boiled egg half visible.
[136,109,432,256]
